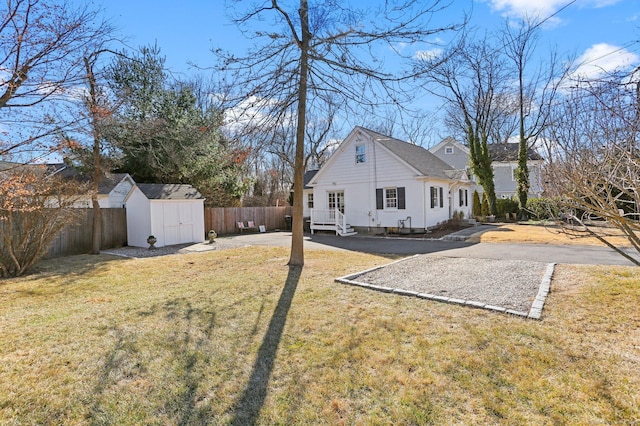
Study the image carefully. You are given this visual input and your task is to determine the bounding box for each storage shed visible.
[125,183,206,248]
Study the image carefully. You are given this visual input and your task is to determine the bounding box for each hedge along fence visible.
[204,206,293,236]
[46,208,128,258]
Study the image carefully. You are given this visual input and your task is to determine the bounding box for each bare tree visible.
[500,16,572,217]
[0,0,112,160]
[544,72,640,265]
[424,33,510,215]
[219,0,464,266]
[0,165,86,277]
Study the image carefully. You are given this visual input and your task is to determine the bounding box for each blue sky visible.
[92,0,639,79]
[72,0,640,146]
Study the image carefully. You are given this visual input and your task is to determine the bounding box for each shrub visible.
[0,168,86,277]
[472,190,482,218]
[481,192,489,217]
[496,198,519,218]
[526,197,560,220]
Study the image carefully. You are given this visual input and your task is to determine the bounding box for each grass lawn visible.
[473,223,633,247]
[1,240,639,424]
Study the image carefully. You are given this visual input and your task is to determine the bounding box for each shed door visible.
[163,202,196,246]
[163,203,180,246]
[178,203,194,244]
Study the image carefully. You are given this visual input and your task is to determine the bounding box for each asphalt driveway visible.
[223,231,637,266]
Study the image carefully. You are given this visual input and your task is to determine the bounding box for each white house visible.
[430,138,544,199]
[71,173,135,208]
[125,183,206,248]
[2,162,135,209]
[306,127,472,235]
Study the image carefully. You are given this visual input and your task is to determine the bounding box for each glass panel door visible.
[328,191,345,214]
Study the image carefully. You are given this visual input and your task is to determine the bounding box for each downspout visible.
[373,135,379,227]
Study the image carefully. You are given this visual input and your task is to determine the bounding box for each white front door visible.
[328,191,345,217]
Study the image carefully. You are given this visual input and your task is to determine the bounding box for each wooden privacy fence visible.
[204,206,293,235]
[46,208,127,258]
[4,207,290,259]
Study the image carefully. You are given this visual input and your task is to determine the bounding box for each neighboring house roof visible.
[136,183,205,200]
[431,138,544,162]
[98,173,132,194]
[488,143,543,162]
[357,127,459,180]
[0,160,18,171]
[429,136,470,154]
[303,170,318,189]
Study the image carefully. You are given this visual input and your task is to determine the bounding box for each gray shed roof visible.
[357,127,457,179]
[137,183,204,200]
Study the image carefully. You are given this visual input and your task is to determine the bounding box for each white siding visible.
[150,200,205,248]
[125,187,205,248]
[303,189,313,218]
[431,141,469,170]
[493,161,544,199]
[103,178,134,208]
[312,130,456,229]
[125,186,152,248]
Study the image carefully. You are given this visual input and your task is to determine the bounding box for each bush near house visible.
[526,197,560,220]
[497,198,519,218]
[472,190,482,218]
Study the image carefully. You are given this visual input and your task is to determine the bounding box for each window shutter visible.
[430,187,435,208]
[465,190,468,206]
[439,187,444,208]
[459,189,464,207]
[398,187,406,209]
[376,188,383,210]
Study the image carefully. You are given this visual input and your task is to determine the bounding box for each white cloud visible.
[483,0,621,20]
[571,43,639,81]
[223,95,293,133]
[413,48,444,61]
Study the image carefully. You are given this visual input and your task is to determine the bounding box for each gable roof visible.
[488,143,543,161]
[356,127,457,180]
[136,183,204,200]
[303,169,318,189]
[98,173,133,194]
[429,136,470,154]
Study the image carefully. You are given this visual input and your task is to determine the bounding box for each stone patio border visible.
[335,257,556,320]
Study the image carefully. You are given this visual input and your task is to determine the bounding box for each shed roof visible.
[137,183,204,200]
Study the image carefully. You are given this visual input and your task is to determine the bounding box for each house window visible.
[376,187,405,210]
[307,193,314,209]
[445,146,454,154]
[430,186,444,209]
[355,144,366,163]
[385,188,397,208]
[458,188,468,207]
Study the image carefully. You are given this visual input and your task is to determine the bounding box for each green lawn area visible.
[1,245,639,424]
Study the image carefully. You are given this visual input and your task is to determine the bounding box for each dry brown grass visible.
[1,246,638,424]
[469,223,633,247]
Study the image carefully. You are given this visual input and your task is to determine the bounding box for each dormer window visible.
[355,144,366,163]
[445,146,454,154]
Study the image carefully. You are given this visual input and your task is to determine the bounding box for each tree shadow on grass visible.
[230,264,302,426]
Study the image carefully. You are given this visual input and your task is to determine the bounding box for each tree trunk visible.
[85,56,102,254]
[516,63,529,218]
[288,0,310,267]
